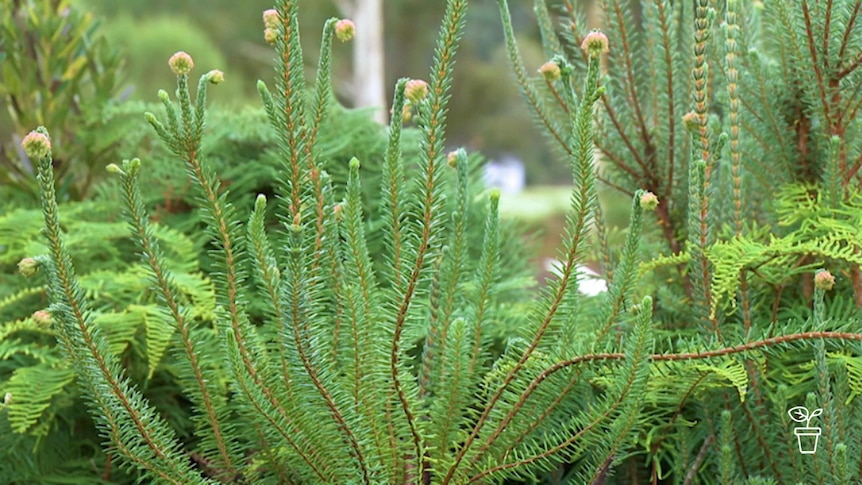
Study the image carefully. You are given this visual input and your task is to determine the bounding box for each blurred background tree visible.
[334,0,387,123]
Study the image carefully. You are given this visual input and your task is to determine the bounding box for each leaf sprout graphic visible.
[788,406,822,428]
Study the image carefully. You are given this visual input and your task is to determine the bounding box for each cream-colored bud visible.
[405,79,429,104]
[32,310,52,326]
[682,111,700,133]
[581,30,609,58]
[21,131,51,159]
[814,270,835,291]
[18,257,39,277]
[207,69,225,84]
[263,9,279,30]
[538,61,561,81]
[639,192,659,211]
[335,19,355,42]
[168,51,194,75]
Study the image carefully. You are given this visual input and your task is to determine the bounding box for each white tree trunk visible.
[339,0,387,124]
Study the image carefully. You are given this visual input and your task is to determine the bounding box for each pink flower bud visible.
[682,111,699,132]
[168,51,194,75]
[639,192,659,211]
[405,79,429,104]
[335,19,355,42]
[264,28,278,45]
[581,30,609,58]
[32,310,52,326]
[814,270,835,291]
[263,9,279,30]
[538,61,561,81]
[21,131,51,159]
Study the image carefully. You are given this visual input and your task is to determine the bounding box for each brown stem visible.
[851,264,862,308]
[103,452,112,481]
[682,435,713,485]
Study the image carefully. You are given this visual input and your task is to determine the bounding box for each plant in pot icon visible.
[787,406,823,454]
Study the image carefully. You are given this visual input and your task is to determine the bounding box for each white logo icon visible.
[788,406,823,454]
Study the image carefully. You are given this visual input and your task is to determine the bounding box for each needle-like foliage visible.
[14,0,862,484]
[501,0,862,482]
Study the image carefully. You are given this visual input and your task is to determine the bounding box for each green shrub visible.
[10,0,862,484]
[0,0,124,203]
[12,0,656,481]
[501,0,862,482]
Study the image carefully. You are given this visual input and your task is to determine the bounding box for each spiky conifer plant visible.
[19,0,654,482]
[20,0,862,483]
[500,0,862,482]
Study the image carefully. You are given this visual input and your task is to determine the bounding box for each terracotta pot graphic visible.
[788,406,822,454]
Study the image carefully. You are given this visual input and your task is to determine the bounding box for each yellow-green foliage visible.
[0,201,215,455]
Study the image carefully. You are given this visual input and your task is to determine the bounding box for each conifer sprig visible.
[441,23,605,481]
[31,128,207,484]
[150,49,336,482]
[272,0,309,219]
[112,158,240,481]
[380,78,409,291]
[387,0,468,477]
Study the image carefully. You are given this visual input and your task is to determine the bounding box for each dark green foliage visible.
[90,92,532,310]
[10,0,862,483]
[503,0,862,482]
[13,0,660,482]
